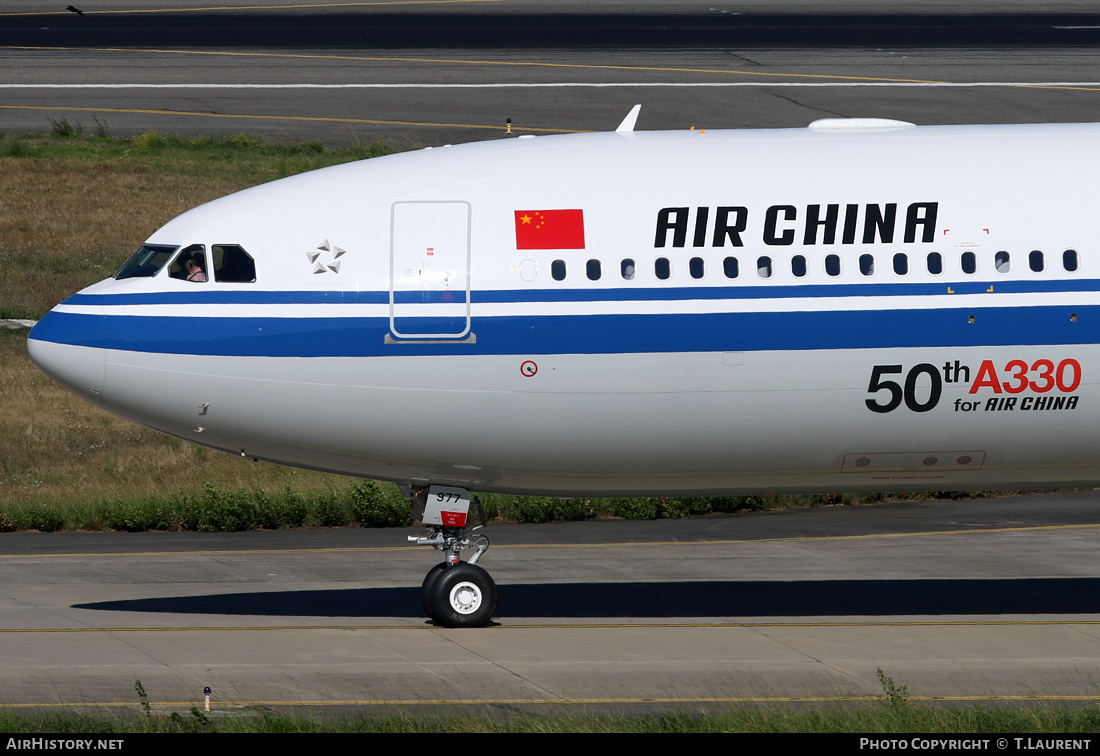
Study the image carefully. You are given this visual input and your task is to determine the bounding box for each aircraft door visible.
[389,201,471,339]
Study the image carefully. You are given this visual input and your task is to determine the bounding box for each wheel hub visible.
[449,581,482,614]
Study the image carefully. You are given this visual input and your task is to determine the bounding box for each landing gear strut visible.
[402,484,497,627]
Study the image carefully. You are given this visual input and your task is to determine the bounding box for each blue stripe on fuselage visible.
[61,277,1100,308]
[62,290,467,305]
[29,305,1093,357]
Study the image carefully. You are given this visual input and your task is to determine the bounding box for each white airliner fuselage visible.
[28,120,1098,497]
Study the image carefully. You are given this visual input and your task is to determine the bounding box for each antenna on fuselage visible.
[616,104,642,134]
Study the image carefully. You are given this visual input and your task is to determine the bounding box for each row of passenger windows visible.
[549,249,1081,282]
[115,243,257,283]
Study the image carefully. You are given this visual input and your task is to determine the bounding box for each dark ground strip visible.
[5,13,1100,50]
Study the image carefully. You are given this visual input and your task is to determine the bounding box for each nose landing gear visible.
[403,485,497,627]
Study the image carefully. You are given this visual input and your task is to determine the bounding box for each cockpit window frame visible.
[212,244,258,283]
[168,244,210,283]
[114,244,179,280]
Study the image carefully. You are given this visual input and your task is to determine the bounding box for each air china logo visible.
[306,239,347,274]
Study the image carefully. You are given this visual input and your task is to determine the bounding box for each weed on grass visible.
[47,116,84,137]
[877,667,910,713]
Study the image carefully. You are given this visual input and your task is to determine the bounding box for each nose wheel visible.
[422,561,497,627]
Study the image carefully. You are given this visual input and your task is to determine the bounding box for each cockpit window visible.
[168,244,209,283]
[213,245,257,283]
[114,244,178,279]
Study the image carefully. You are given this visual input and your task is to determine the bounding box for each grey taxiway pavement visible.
[2,1,1100,145]
[3,492,1100,710]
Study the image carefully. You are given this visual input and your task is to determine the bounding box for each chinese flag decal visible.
[514,209,585,250]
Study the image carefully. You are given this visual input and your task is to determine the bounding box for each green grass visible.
[3,701,1100,733]
[0,480,414,533]
[0,664,1094,733]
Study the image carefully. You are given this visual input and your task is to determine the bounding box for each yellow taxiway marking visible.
[0,520,1096,560]
[0,104,580,133]
[0,0,511,16]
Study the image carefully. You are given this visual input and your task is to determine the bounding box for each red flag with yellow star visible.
[514,209,585,250]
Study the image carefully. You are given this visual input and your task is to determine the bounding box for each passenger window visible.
[825,254,841,277]
[689,257,705,279]
[961,251,977,274]
[212,245,256,283]
[791,255,807,278]
[995,251,1011,274]
[586,259,602,281]
[115,244,178,279]
[551,259,566,281]
[927,252,943,275]
[1029,250,1044,273]
[892,253,908,276]
[859,253,875,276]
[655,257,671,280]
[1064,249,1079,272]
[757,256,772,279]
[621,258,636,280]
[723,256,739,279]
[168,244,209,283]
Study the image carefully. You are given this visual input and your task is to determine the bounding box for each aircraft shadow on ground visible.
[75,578,1100,619]
[8,13,1100,50]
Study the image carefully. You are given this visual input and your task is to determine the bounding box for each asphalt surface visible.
[3,492,1100,710]
[2,0,1100,145]
[5,0,1100,714]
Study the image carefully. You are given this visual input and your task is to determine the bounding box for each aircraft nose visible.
[27,312,106,407]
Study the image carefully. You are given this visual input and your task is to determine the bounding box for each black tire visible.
[420,562,448,619]
[426,562,497,628]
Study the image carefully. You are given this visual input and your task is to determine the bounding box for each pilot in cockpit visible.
[184,257,207,282]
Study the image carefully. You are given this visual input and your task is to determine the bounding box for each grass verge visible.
[3,700,1100,732]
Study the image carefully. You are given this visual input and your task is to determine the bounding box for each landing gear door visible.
[424,485,471,528]
[389,201,471,339]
